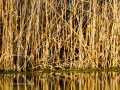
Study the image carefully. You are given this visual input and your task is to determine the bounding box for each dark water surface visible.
[0,70,120,90]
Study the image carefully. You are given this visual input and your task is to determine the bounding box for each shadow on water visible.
[0,70,120,90]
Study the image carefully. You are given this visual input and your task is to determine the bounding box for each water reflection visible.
[0,71,120,90]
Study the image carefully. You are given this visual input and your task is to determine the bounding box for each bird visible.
[70,7,74,13]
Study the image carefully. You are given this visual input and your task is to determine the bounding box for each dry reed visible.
[0,0,120,71]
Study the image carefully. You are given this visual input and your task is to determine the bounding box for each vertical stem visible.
[70,7,72,68]
[9,0,13,70]
[45,0,48,68]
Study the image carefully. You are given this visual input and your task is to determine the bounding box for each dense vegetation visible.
[0,0,120,71]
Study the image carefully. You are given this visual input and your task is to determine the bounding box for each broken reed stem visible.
[0,0,120,71]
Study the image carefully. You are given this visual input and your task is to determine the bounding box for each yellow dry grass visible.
[0,0,120,71]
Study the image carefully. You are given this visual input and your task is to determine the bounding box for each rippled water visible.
[0,70,120,90]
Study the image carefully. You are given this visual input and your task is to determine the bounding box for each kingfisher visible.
[70,7,74,13]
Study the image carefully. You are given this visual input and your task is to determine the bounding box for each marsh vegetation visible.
[0,0,120,71]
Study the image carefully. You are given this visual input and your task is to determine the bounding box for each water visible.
[0,70,120,90]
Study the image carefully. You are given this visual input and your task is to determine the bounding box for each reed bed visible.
[0,0,120,71]
[0,71,120,90]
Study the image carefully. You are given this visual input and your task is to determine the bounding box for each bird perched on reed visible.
[70,7,74,13]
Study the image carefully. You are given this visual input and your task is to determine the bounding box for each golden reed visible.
[0,0,120,71]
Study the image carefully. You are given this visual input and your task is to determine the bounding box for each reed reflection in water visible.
[0,71,120,90]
